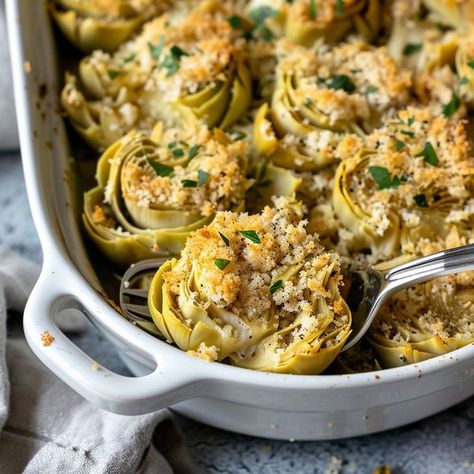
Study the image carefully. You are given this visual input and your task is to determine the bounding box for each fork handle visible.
[383,243,474,296]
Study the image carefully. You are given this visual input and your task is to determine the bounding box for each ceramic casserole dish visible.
[6,0,474,440]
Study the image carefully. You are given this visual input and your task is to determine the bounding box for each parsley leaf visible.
[228,15,242,29]
[396,139,405,151]
[336,0,345,16]
[413,194,428,208]
[240,230,261,244]
[401,130,415,138]
[304,97,312,107]
[160,45,189,76]
[123,54,136,64]
[415,142,439,166]
[232,131,247,141]
[198,169,209,186]
[148,36,165,60]
[407,116,415,126]
[147,158,173,177]
[270,279,284,294]
[181,179,198,188]
[327,74,356,94]
[467,60,474,70]
[369,166,401,189]
[403,43,423,56]
[442,92,460,117]
[366,86,378,95]
[214,258,230,270]
[309,0,317,19]
[218,232,230,246]
[107,69,120,80]
[172,148,184,158]
[188,144,201,159]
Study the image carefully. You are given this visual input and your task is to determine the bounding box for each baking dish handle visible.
[23,268,200,415]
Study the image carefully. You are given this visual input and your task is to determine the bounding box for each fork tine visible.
[124,303,151,318]
[123,288,149,298]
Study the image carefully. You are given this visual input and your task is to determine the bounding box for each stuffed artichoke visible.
[285,0,384,46]
[62,6,252,150]
[50,0,168,52]
[369,275,474,368]
[253,39,411,171]
[83,123,251,266]
[333,107,474,260]
[148,200,351,374]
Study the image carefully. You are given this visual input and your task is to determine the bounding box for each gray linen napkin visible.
[0,246,194,473]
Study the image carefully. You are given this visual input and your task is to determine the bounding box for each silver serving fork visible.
[119,244,474,351]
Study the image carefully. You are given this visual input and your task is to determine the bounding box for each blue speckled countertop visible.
[1,152,474,474]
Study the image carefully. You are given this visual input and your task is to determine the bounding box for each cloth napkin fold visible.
[0,246,195,473]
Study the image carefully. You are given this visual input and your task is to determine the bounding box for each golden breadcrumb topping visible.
[288,0,364,27]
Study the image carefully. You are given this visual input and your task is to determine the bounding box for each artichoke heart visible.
[83,123,251,266]
[253,39,411,171]
[50,0,167,52]
[456,35,474,108]
[61,7,252,149]
[285,0,384,46]
[148,200,351,374]
[421,0,474,30]
[333,107,474,260]
[369,278,474,368]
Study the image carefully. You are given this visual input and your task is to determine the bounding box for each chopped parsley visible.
[270,279,284,294]
[247,6,278,42]
[401,130,415,138]
[460,76,470,85]
[407,116,415,126]
[396,139,405,151]
[336,0,345,16]
[369,166,402,189]
[168,141,178,149]
[160,45,189,76]
[413,193,428,208]
[366,86,378,95]
[304,97,312,107]
[467,60,474,70]
[415,142,438,166]
[403,43,423,56]
[442,92,460,117]
[240,230,261,244]
[188,144,202,159]
[228,15,242,29]
[123,53,136,64]
[148,36,165,60]
[198,169,209,186]
[218,232,230,246]
[172,148,184,158]
[214,258,230,270]
[232,131,247,141]
[107,69,120,80]
[181,179,198,188]
[309,0,317,19]
[326,74,356,94]
[147,158,173,177]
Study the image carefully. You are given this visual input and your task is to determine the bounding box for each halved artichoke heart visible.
[285,0,383,46]
[253,40,411,172]
[83,124,251,266]
[369,278,474,368]
[333,107,474,260]
[61,10,252,149]
[456,36,474,108]
[50,0,165,52]
[421,0,474,30]
[148,202,351,374]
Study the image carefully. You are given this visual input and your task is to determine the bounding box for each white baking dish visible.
[7,0,474,441]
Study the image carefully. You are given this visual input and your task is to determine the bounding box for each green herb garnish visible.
[413,193,428,208]
[304,97,312,107]
[172,148,184,158]
[181,179,198,188]
[467,60,474,70]
[147,158,173,177]
[309,0,317,19]
[442,92,460,117]
[401,130,415,138]
[415,142,438,166]
[160,44,189,76]
[228,15,242,29]
[218,232,230,246]
[214,258,230,270]
[232,131,247,141]
[366,86,378,95]
[198,169,209,186]
[403,43,423,56]
[188,144,201,159]
[148,36,165,60]
[240,230,261,244]
[369,166,402,189]
[123,54,136,64]
[327,74,356,94]
[396,139,405,151]
[336,0,345,16]
[270,279,284,294]
[460,76,470,85]
[407,116,415,126]
[107,69,120,80]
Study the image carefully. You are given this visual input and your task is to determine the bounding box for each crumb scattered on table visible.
[41,331,54,347]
